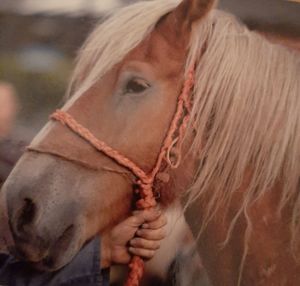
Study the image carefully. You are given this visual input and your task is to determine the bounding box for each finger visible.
[142,214,167,230]
[142,208,163,223]
[136,228,166,241]
[129,247,156,259]
[130,238,161,250]
[129,209,161,227]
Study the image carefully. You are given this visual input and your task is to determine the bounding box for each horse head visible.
[0,0,216,271]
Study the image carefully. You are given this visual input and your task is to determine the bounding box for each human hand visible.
[101,208,167,268]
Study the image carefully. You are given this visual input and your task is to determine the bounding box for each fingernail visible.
[136,230,142,236]
[142,224,149,229]
[130,239,136,246]
[129,247,134,252]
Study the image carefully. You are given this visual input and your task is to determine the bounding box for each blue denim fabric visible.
[0,237,109,286]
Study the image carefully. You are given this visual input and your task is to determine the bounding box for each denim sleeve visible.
[0,237,109,286]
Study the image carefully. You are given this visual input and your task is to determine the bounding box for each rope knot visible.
[134,179,156,209]
[51,110,67,123]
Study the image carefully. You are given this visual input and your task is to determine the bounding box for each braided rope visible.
[40,67,194,286]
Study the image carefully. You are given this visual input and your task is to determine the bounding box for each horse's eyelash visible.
[123,78,151,94]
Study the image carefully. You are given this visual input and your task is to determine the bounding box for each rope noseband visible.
[31,67,195,286]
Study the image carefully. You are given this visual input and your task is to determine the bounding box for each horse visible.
[1,0,299,285]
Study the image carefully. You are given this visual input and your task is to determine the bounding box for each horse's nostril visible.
[16,198,36,234]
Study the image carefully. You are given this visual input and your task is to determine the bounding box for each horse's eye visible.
[124,78,150,95]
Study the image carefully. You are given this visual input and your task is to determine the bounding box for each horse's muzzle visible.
[6,192,80,270]
[1,153,84,271]
[10,222,76,271]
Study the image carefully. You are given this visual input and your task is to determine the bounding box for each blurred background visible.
[0,0,299,285]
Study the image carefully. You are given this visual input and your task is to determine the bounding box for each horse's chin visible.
[10,225,84,272]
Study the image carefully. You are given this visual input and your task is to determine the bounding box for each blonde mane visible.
[184,11,300,283]
[68,0,300,268]
[185,9,300,247]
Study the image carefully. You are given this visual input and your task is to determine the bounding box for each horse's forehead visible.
[123,27,186,76]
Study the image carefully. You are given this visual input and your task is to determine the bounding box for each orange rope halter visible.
[38,67,194,286]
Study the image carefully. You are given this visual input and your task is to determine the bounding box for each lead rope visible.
[48,67,195,286]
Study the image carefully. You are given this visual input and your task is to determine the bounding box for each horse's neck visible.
[184,179,300,286]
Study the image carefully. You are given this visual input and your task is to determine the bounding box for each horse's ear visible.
[175,0,217,28]
[158,0,217,45]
